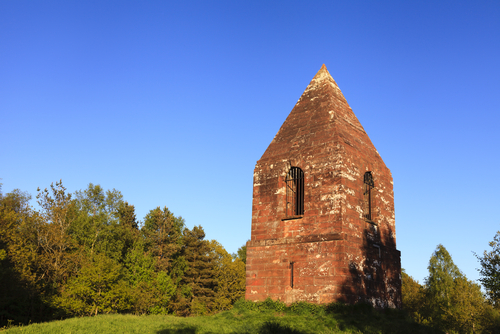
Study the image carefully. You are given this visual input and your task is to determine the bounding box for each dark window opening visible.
[286,167,304,217]
[363,171,374,221]
[290,262,295,288]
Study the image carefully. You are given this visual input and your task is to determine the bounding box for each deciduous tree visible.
[210,240,245,311]
[475,231,500,307]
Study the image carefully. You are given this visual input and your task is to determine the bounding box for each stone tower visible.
[245,65,401,308]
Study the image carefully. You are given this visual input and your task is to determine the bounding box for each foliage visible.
[0,181,242,326]
[0,189,53,325]
[70,183,126,261]
[425,244,463,302]
[142,206,184,272]
[402,245,499,333]
[401,269,426,319]
[170,226,216,316]
[210,240,246,312]
[56,253,132,316]
[233,243,247,264]
[475,231,500,306]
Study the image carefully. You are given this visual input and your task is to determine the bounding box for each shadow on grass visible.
[258,321,306,334]
[156,320,308,334]
[324,304,444,334]
[156,323,198,334]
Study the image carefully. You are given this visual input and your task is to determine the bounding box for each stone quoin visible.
[245,65,402,308]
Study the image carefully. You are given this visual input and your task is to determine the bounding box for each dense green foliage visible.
[402,245,500,333]
[475,231,500,307]
[3,298,440,334]
[0,181,246,326]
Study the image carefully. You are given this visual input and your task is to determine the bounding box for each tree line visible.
[3,180,500,333]
[402,242,500,333]
[0,181,246,326]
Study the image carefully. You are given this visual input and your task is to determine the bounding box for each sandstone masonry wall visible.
[246,65,401,308]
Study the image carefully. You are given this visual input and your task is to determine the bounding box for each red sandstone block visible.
[252,256,273,264]
[259,270,286,278]
[305,285,320,294]
[269,277,289,286]
[259,196,272,203]
[315,275,346,286]
[295,276,314,286]
[319,293,337,304]
[254,234,269,241]
[322,244,345,254]
[247,278,266,286]
[245,293,267,302]
[314,276,334,286]
[251,245,271,252]
[248,263,267,271]
[257,216,270,224]
[268,261,289,269]
[246,272,258,279]
[267,285,284,294]
[246,286,266,295]
[317,222,333,230]
[259,209,271,217]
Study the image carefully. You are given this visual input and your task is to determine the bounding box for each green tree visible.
[401,269,426,321]
[171,226,216,316]
[233,243,247,264]
[36,181,77,288]
[142,207,184,273]
[424,244,492,333]
[425,244,463,303]
[70,183,128,261]
[475,231,500,307]
[123,239,177,315]
[446,277,489,334]
[210,240,246,311]
[0,189,50,325]
[56,253,133,316]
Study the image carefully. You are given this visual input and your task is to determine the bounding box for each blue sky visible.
[1,1,499,285]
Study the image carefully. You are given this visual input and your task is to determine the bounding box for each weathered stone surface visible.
[246,65,402,308]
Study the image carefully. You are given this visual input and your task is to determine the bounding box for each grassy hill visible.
[2,299,441,334]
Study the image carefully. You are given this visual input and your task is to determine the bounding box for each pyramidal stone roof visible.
[260,64,384,167]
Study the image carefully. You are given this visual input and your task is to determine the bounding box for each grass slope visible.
[2,300,441,334]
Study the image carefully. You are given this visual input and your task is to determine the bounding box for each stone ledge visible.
[248,232,343,247]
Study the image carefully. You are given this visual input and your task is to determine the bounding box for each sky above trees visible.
[1,0,499,285]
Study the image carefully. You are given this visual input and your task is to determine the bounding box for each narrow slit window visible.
[290,262,295,288]
[286,167,304,217]
[363,172,374,221]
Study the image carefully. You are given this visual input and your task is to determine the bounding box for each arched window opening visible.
[363,171,374,221]
[286,167,304,217]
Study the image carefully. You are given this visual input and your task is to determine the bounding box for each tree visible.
[476,231,500,307]
[142,207,184,273]
[123,239,177,315]
[424,244,492,333]
[0,189,51,325]
[401,269,426,320]
[426,244,463,299]
[36,181,77,288]
[56,253,132,316]
[210,240,246,311]
[446,276,489,334]
[70,183,126,261]
[233,243,247,264]
[170,226,216,316]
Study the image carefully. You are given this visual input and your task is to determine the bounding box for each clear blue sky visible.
[1,1,499,285]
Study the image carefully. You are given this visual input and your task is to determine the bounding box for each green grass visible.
[2,300,442,334]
